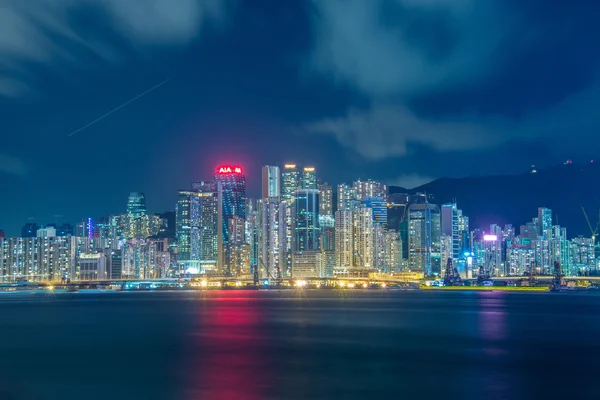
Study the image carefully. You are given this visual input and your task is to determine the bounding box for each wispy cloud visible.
[306,0,600,162]
[0,154,28,176]
[0,0,230,97]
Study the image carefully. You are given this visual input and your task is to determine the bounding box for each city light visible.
[216,166,243,174]
[483,234,498,241]
[295,280,307,287]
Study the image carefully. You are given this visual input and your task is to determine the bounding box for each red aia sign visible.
[216,166,243,174]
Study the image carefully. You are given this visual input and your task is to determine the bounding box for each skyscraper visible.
[335,210,353,268]
[353,205,374,268]
[353,179,387,201]
[408,203,441,276]
[215,166,246,275]
[127,192,147,218]
[262,165,280,199]
[176,190,202,266]
[281,164,300,204]
[363,197,387,228]
[337,184,357,211]
[302,167,317,190]
[294,189,320,251]
[538,207,552,239]
[318,182,333,217]
[175,188,219,273]
[258,198,283,280]
[441,203,460,261]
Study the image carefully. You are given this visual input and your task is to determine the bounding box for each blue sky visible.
[1,0,599,234]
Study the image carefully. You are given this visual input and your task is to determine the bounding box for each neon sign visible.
[216,166,243,174]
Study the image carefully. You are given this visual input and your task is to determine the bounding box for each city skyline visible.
[2,1,600,238]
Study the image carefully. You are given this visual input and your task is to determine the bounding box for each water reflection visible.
[184,293,268,400]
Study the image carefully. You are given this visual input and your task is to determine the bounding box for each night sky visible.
[1,0,600,235]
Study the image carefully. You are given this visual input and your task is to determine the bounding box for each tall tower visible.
[127,192,147,218]
[214,165,246,275]
[538,207,552,239]
[334,210,353,268]
[337,184,357,211]
[318,183,333,217]
[281,164,300,204]
[302,167,317,190]
[294,189,320,251]
[262,165,280,199]
[408,203,441,276]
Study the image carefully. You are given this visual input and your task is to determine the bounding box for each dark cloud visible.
[0,0,230,97]
[306,0,600,166]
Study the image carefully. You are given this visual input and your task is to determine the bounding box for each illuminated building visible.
[122,238,171,278]
[36,227,57,238]
[337,184,357,211]
[353,205,374,268]
[127,192,147,218]
[262,165,280,199]
[78,253,107,280]
[373,224,385,271]
[320,220,335,277]
[384,230,402,272]
[318,183,333,216]
[364,197,387,228]
[258,198,284,280]
[245,200,259,272]
[408,203,441,276]
[281,164,300,204]
[108,249,122,279]
[353,179,387,201]
[302,167,317,189]
[292,250,323,278]
[294,189,320,251]
[335,210,353,268]
[538,207,553,239]
[176,189,219,273]
[441,203,460,261]
[214,165,246,274]
[227,216,250,276]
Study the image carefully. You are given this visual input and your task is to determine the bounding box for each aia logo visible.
[217,166,242,174]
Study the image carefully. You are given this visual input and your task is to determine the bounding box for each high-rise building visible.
[364,197,387,228]
[337,184,357,211]
[294,189,320,252]
[353,205,374,268]
[353,179,387,201]
[176,190,201,266]
[384,230,402,272]
[215,165,246,274]
[441,203,460,261]
[36,227,57,238]
[318,183,333,217]
[127,192,147,218]
[258,198,284,280]
[262,166,280,199]
[408,203,441,276]
[281,164,300,204]
[335,210,353,269]
[302,167,317,190]
[538,207,552,239]
[227,216,250,276]
[176,189,219,273]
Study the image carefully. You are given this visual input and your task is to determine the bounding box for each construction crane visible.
[581,207,599,246]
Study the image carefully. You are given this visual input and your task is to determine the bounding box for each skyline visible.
[2,1,600,235]
[1,159,599,237]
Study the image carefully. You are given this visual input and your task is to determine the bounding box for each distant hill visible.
[389,162,600,237]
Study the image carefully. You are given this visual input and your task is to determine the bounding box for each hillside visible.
[389,162,600,237]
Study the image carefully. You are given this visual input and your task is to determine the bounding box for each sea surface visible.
[1,289,600,400]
